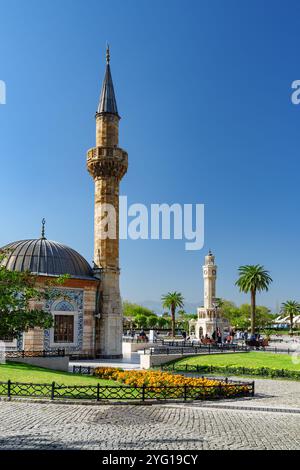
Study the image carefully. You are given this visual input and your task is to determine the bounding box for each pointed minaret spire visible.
[97,45,119,116]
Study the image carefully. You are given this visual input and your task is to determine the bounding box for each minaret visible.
[203,250,217,309]
[87,46,128,358]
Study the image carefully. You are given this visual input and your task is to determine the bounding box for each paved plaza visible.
[69,352,141,371]
[0,378,300,450]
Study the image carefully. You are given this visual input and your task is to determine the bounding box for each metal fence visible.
[260,346,298,355]
[73,365,93,375]
[122,337,162,344]
[4,349,65,358]
[0,379,254,401]
[144,343,250,356]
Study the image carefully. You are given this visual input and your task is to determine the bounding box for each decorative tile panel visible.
[44,288,84,352]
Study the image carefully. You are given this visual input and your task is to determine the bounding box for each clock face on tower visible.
[204,270,207,275]
[212,269,216,275]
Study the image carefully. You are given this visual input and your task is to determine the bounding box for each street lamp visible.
[212,299,219,345]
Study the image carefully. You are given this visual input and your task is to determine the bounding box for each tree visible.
[224,305,250,330]
[146,315,158,329]
[161,292,184,337]
[0,252,67,340]
[157,316,168,329]
[281,300,300,335]
[177,309,186,319]
[235,265,272,335]
[255,306,274,330]
[122,301,155,318]
[134,314,148,329]
[213,298,225,309]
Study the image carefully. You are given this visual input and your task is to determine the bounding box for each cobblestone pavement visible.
[193,377,300,410]
[0,398,300,450]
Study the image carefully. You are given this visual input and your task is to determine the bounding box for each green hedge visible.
[161,363,300,380]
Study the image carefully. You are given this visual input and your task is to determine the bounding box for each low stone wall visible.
[6,356,69,372]
[140,350,249,369]
[122,341,155,354]
[140,353,198,369]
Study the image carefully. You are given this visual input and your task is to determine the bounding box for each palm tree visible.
[281,300,300,335]
[161,292,184,337]
[235,265,272,335]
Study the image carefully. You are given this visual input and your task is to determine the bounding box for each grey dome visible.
[0,239,94,279]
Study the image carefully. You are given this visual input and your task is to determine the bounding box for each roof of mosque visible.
[0,238,95,280]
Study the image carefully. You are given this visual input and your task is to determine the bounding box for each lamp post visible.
[212,299,219,345]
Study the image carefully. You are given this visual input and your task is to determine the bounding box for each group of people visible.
[201,327,236,345]
[127,329,149,341]
[235,330,262,342]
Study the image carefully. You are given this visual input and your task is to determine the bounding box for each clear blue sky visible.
[1,0,299,312]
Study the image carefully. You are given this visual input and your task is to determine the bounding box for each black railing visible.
[0,379,254,401]
[122,337,163,344]
[73,365,92,375]
[244,345,298,355]
[161,340,204,347]
[144,343,250,355]
[259,346,298,354]
[4,349,65,358]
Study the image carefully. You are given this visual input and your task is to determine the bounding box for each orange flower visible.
[93,367,249,398]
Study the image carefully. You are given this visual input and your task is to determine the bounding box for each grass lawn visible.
[0,362,118,386]
[174,352,300,371]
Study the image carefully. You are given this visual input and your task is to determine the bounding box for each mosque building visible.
[0,47,127,358]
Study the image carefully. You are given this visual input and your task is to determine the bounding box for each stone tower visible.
[203,250,216,309]
[194,250,228,339]
[87,46,128,358]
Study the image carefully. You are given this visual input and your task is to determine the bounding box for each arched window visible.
[53,301,74,312]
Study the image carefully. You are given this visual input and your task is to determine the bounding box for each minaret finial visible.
[41,218,46,239]
[97,44,118,116]
[106,43,110,64]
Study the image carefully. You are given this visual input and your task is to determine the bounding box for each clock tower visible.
[193,250,229,339]
[203,250,217,309]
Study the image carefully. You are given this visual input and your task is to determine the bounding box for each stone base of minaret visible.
[95,269,123,358]
[194,307,229,339]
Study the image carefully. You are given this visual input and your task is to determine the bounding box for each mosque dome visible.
[0,238,94,279]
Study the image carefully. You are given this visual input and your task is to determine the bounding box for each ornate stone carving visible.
[87,147,128,180]
[44,288,84,352]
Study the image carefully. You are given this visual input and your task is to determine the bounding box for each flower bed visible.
[93,367,252,399]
